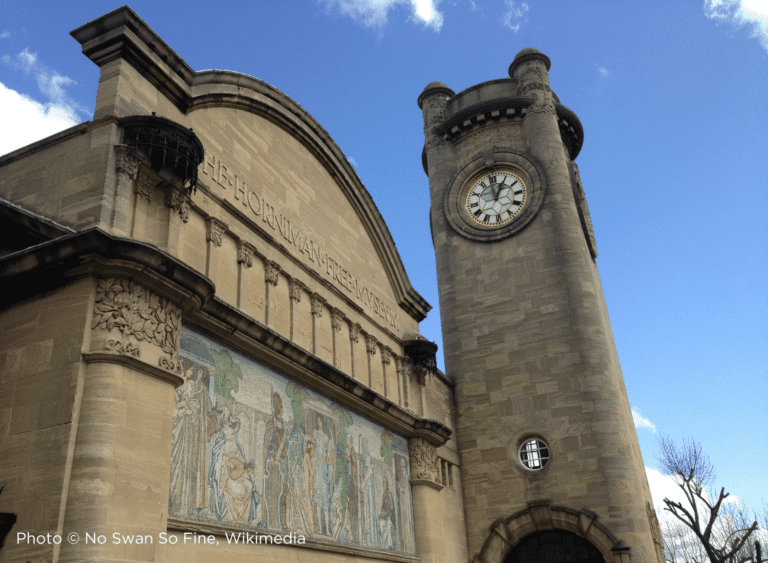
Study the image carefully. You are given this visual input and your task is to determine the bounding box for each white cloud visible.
[321,0,444,31]
[646,466,687,510]
[0,49,90,155]
[502,1,529,32]
[704,0,768,52]
[1,32,10,39]
[632,407,656,432]
[598,66,610,77]
[0,82,81,155]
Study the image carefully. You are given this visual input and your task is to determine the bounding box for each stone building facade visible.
[0,7,662,563]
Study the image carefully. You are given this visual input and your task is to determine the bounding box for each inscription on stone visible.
[201,153,401,331]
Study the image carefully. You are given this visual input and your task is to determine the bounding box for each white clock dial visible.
[465,171,527,226]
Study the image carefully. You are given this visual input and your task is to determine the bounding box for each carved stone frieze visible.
[236,240,256,267]
[454,123,525,164]
[114,144,141,180]
[159,355,179,373]
[164,183,190,223]
[289,278,304,302]
[365,334,378,356]
[381,346,392,366]
[205,217,227,247]
[91,278,182,358]
[264,260,280,286]
[515,61,556,117]
[408,437,442,487]
[310,293,324,316]
[105,339,140,358]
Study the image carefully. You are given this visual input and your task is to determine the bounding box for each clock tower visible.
[419,49,664,563]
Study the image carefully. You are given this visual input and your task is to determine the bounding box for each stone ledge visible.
[82,352,184,388]
[166,518,421,563]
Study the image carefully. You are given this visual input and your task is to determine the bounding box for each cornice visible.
[0,227,450,445]
[0,226,215,312]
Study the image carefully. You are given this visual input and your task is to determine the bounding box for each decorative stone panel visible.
[236,240,256,267]
[164,182,190,223]
[264,260,280,286]
[408,437,443,489]
[90,277,182,372]
[205,217,227,247]
[310,293,324,316]
[114,144,141,180]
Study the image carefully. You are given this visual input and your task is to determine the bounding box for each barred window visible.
[518,439,550,470]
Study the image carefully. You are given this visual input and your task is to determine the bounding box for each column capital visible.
[264,260,280,286]
[289,277,304,301]
[163,182,190,223]
[365,333,378,355]
[310,293,325,316]
[114,144,141,180]
[408,437,443,490]
[236,240,256,267]
[205,217,228,247]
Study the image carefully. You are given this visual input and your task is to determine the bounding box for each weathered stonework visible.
[205,217,227,247]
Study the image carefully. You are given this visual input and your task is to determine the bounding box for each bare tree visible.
[658,436,760,563]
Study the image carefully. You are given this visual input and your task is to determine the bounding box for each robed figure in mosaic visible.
[209,410,260,524]
[169,367,208,514]
[263,392,287,529]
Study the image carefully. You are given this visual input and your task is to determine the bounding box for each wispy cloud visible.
[0,49,91,155]
[704,0,768,53]
[632,407,656,432]
[321,0,444,31]
[1,32,10,39]
[598,66,610,77]
[502,1,528,32]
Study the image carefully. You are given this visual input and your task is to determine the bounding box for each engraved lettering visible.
[220,164,230,188]
[203,153,217,179]
[247,191,262,215]
[235,177,247,205]
[277,213,286,238]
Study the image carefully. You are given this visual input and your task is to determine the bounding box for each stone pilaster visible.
[112,144,142,235]
[381,346,392,399]
[349,321,361,380]
[289,277,304,341]
[236,240,256,310]
[408,437,446,563]
[395,355,409,409]
[330,307,345,368]
[264,260,280,329]
[364,333,377,388]
[163,183,189,256]
[204,217,227,284]
[310,292,324,355]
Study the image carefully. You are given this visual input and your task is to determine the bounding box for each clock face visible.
[465,171,527,226]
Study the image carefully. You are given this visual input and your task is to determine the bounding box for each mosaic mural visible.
[169,327,416,554]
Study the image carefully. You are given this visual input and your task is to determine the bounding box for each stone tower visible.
[419,49,664,563]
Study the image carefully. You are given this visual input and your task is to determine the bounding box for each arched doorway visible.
[504,530,607,563]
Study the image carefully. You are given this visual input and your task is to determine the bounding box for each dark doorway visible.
[504,530,606,563]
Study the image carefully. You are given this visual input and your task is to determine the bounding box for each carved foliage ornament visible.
[330,308,344,331]
[350,322,361,344]
[265,261,280,286]
[206,217,227,247]
[164,183,190,223]
[237,241,255,268]
[114,145,141,180]
[408,437,441,485]
[92,278,182,357]
[365,334,378,355]
[310,293,324,316]
[289,278,303,302]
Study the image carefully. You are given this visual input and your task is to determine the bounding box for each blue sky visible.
[2,0,766,527]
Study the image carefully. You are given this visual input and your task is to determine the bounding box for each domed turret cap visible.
[508,47,551,77]
[418,81,455,109]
